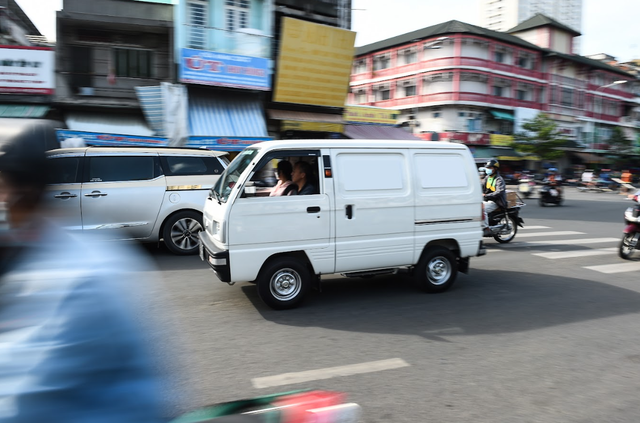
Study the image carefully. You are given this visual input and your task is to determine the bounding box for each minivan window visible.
[212,148,259,203]
[161,156,224,176]
[86,156,161,183]
[48,157,81,184]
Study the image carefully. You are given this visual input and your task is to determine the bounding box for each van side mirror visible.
[241,181,257,198]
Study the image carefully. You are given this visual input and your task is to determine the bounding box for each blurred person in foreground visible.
[0,120,166,422]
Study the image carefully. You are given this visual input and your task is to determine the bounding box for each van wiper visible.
[210,188,221,205]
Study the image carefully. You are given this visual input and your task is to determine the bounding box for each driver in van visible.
[291,161,316,195]
[482,159,506,231]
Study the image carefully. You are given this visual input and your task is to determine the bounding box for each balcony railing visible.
[183,25,272,59]
[362,91,543,109]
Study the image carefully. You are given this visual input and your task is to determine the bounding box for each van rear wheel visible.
[257,258,310,310]
[414,247,457,293]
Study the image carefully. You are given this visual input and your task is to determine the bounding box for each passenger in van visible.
[482,158,506,229]
[269,160,297,196]
[291,160,316,195]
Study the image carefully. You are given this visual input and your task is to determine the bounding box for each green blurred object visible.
[0,105,49,118]
[170,390,309,423]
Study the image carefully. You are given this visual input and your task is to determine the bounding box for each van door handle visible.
[84,191,108,198]
[54,192,78,199]
[345,205,353,219]
[307,206,321,213]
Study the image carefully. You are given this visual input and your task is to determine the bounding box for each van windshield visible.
[211,148,259,203]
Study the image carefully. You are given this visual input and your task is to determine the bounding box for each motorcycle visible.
[538,181,563,206]
[483,201,525,243]
[619,190,640,260]
[518,176,536,198]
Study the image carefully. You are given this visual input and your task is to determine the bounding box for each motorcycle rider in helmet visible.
[543,167,563,194]
[482,158,507,232]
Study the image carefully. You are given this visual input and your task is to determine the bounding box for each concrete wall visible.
[62,0,173,23]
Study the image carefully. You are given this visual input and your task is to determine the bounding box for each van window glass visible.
[213,148,259,203]
[336,153,405,191]
[87,156,159,183]
[47,157,81,184]
[243,153,320,198]
[161,156,224,176]
[415,154,469,188]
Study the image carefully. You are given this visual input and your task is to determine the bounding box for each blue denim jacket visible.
[0,223,165,422]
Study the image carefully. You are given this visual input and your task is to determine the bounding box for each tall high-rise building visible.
[481,0,582,35]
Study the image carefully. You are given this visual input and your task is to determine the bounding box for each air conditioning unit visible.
[78,87,94,96]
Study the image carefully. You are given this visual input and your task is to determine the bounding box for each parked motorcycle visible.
[538,181,563,206]
[483,201,525,243]
[619,190,640,259]
[518,176,536,198]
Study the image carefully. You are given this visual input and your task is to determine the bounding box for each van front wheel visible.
[257,258,310,310]
[414,247,458,293]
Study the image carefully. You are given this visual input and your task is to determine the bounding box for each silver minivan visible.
[46,146,228,254]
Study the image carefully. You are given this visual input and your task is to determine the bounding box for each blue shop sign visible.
[186,136,271,152]
[180,48,270,91]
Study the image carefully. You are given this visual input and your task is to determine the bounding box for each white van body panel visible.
[200,139,484,285]
[331,149,415,272]
[228,194,334,282]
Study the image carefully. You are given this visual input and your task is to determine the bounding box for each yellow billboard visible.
[274,17,356,107]
[344,106,400,125]
[490,134,514,146]
[281,120,344,133]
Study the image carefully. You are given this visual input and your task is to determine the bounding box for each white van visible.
[199,140,486,309]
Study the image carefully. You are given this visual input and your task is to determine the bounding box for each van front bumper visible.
[198,232,230,283]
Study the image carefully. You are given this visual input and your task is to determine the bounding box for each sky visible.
[14,0,640,63]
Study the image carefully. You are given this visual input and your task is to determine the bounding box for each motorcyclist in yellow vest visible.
[482,159,507,230]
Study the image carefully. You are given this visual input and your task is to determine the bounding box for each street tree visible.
[512,112,568,161]
[607,126,632,155]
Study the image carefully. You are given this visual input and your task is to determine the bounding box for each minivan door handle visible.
[54,192,78,199]
[84,191,108,198]
[307,206,321,213]
[345,204,353,219]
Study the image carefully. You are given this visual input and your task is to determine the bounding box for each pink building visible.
[348,15,636,164]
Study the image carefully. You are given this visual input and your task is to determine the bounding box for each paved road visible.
[142,186,640,422]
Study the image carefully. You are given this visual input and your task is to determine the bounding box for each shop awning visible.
[267,109,344,124]
[471,146,538,162]
[65,112,155,136]
[189,91,268,137]
[490,110,514,121]
[135,86,165,137]
[0,104,49,118]
[344,124,420,140]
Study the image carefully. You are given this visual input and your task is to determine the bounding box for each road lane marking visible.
[516,231,584,238]
[585,262,640,274]
[521,226,550,230]
[251,358,410,389]
[533,248,617,259]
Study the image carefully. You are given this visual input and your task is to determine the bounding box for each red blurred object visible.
[273,391,345,423]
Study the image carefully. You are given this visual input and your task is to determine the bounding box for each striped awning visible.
[135,86,165,137]
[189,90,267,137]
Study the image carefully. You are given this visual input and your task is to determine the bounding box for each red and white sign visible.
[0,45,54,95]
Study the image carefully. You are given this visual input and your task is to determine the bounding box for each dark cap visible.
[0,119,59,187]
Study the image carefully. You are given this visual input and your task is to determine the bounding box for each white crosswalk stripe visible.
[533,248,617,259]
[585,262,640,274]
[517,231,584,238]
[488,224,633,273]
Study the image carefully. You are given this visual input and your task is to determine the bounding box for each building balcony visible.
[365,92,543,110]
[183,25,272,59]
[351,56,544,83]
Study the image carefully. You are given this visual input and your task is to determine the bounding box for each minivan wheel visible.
[414,247,458,293]
[257,258,310,310]
[163,211,203,255]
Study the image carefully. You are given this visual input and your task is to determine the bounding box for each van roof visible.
[250,139,471,151]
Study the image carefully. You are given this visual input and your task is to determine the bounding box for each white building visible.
[480,0,583,50]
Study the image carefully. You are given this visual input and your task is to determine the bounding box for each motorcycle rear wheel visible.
[493,216,518,243]
[619,232,637,259]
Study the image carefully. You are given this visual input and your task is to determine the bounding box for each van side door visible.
[331,149,414,273]
[228,149,334,281]
[81,153,166,239]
